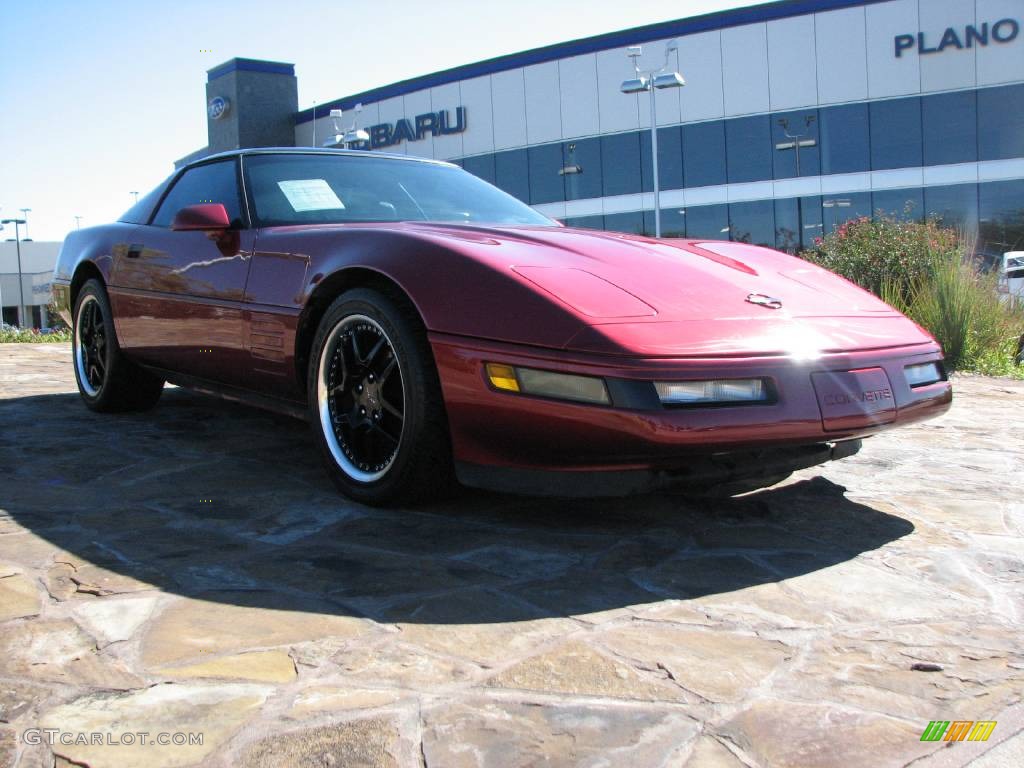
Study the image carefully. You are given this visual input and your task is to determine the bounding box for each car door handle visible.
[126,244,143,258]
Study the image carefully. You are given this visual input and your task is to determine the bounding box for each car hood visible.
[405,223,894,321]
[400,222,936,357]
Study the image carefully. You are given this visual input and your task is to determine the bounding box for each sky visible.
[0,0,772,242]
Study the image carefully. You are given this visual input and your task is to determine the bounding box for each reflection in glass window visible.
[872,188,924,221]
[527,144,565,204]
[564,214,605,230]
[774,196,822,252]
[978,84,1024,161]
[685,203,729,239]
[563,139,603,201]
[494,149,530,202]
[683,121,727,187]
[822,193,871,235]
[771,111,820,179]
[604,211,646,235]
[979,180,1024,262]
[870,97,922,170]
[152,161,242,228]
[461,154,496,184]
[728,200,775,246]
[922,91,977,166]
[659,207,687,238]
[726,115,773,183]
[640,126,684,192]
[819,103,870,175]
[924,184,978,232]
[601,133,643,197]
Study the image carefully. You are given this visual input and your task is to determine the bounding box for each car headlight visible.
[485,363,610,405]
[904,362,944,388]
[654,378,769,406]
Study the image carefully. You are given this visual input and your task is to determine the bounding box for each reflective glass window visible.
[771,111,820,179]
[601,132,643,197]
[870,97,922,170]
[872,188,924,221]
[685,203,729,239]
[640,126,684,192]
[819,103,870,175]
[822,193,871,235]
[683,121,727,187]
[656,207,687,238]
[603,211,645,235]
[726,115,773,183]
[494,149,529,202]
[152,160,242,228]
[462,154,496,185]
[924,183,978,232]
[978,84,1024,161]
[774,196,822,252]
[562,138,603,201]
[922,91,977,166]
[979,179,1024,262]
[527,143,565,204]
[728,200,775,246]
[563,214,604,230]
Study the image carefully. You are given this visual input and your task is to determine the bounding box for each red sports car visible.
[52,148,951,504]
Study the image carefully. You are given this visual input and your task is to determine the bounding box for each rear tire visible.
[308,287,453,505]
[72,279,164,413]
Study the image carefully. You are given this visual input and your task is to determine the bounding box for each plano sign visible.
[895,18,1019,57]
[368,107,467,149]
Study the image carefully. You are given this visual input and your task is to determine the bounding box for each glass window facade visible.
[448,85,1023,255]
[923,91,977,166]
[870,97,922,171]
[726,116,772,184]
[978,84,1024,161]
[683,121,727,187]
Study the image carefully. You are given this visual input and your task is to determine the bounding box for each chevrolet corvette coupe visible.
[52,148,952,504]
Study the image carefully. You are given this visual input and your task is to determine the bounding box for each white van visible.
[1002,252,1024,302]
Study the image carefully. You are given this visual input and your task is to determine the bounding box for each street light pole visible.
[621,42,685,238]
[775,116,817,250]
[130,191,139,205]
[19,208,31,240]
[1,218,27,327]
[74,215,83,230]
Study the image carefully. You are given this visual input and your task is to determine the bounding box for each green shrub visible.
[0,326,72,343]
[803,214,1024,375]
[889,251,1023,372]
[800,214,960,306]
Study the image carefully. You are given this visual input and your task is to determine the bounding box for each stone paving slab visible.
[0,343,1021,768]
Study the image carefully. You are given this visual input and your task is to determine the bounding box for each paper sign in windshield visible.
[277,179,345,211]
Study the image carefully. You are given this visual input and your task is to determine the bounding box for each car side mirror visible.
[171,203,230,232]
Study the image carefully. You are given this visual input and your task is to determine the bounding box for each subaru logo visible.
[207,96,230,121]
[746,293,783,309]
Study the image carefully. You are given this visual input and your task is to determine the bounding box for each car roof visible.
[188,146,455,170]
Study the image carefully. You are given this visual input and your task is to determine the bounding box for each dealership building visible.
[184,0,1023,257]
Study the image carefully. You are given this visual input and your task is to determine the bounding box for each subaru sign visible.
[368,107,467,149]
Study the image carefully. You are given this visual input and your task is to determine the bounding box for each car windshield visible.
[244,153,555,227]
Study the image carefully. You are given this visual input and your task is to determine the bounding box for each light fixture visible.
[655,378,769,406]
[904,362,943,388]
[486,363,610,405]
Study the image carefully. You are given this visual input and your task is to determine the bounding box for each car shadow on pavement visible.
[0,388,914,624]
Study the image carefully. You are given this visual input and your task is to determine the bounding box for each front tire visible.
[72,279,164,412]
[308,288,453,505]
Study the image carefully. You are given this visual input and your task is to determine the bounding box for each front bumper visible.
[430,332,952,477]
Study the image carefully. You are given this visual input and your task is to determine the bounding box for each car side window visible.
[151,160,243,228]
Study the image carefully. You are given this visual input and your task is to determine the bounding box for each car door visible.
[109,158,256,386]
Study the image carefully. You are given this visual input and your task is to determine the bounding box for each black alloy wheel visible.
[72,278,164,412]
[309,287,453,505]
